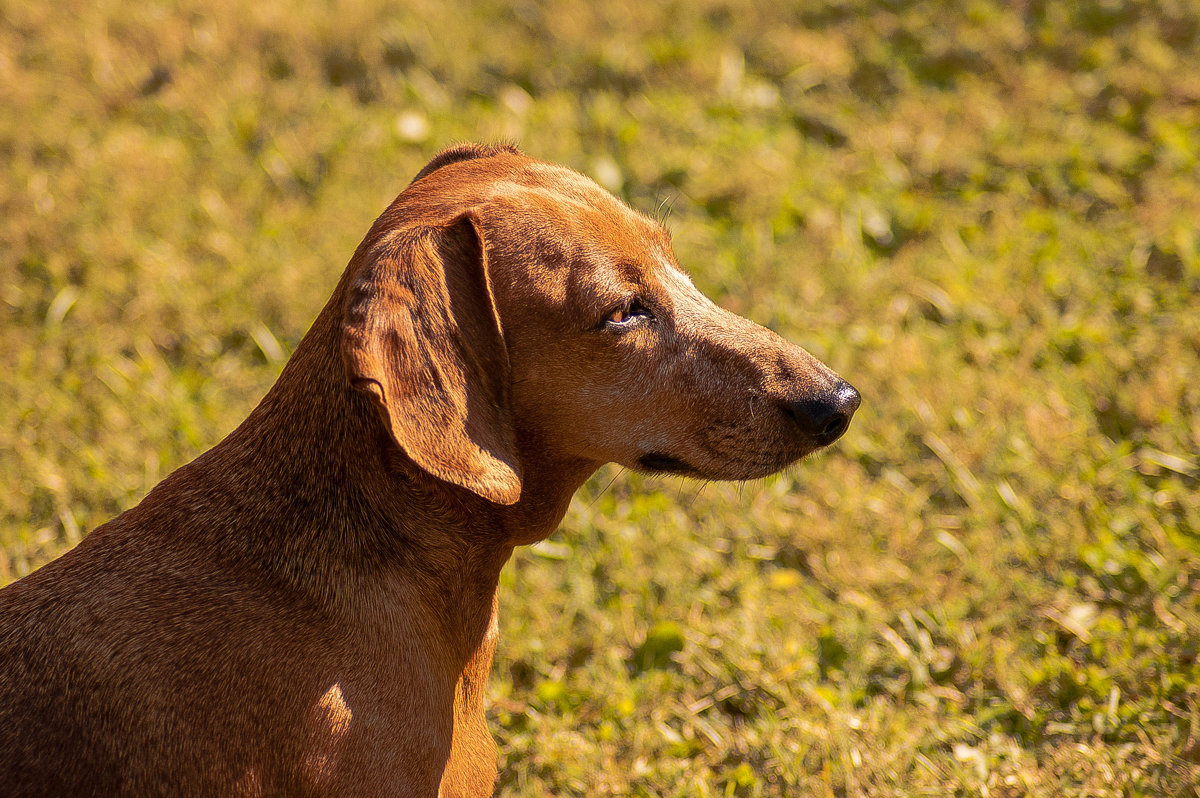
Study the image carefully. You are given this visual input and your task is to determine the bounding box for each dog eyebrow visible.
[655,258,706,299]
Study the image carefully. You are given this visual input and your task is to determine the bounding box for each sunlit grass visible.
[2,1,1198,794]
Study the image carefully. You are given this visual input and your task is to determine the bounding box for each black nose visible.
[779,380,861,445]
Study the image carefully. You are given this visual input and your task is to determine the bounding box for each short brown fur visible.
[0,144,859,797]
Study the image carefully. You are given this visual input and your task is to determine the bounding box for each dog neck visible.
[135,288,593,659]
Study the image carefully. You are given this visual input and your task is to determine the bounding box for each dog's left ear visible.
[341,214,522,505]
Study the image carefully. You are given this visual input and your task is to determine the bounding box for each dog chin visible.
[714,442,829,481]
[634,449,806,481]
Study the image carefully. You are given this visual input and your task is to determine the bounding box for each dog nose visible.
[779,380,861,444]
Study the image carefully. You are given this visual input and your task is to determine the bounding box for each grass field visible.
[3,0,1199,794]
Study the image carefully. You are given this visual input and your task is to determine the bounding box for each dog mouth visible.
[636,452,697,475]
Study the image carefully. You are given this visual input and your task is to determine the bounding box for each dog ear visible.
[341,214,522,505]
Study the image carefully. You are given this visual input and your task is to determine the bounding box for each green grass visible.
[3,0,1199,794]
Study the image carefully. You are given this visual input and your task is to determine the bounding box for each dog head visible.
[341,144,859,505]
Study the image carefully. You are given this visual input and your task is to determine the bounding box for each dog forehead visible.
[515,160,624,205]
[484,163,663,245]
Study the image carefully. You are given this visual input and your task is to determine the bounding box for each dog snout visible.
[778,379,861,445]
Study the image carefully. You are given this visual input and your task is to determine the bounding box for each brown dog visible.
[0,143,859,797]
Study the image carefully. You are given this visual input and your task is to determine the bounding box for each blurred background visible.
[2,0,1198,794]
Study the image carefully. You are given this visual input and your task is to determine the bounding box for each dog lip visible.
[637,452,695,474]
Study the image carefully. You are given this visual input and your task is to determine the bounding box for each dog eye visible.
[603,300,653,330]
